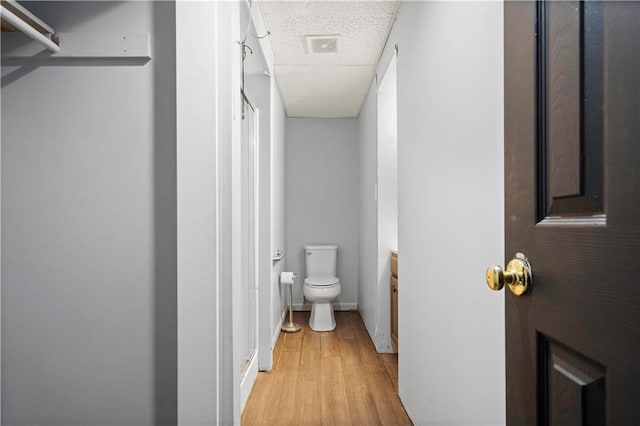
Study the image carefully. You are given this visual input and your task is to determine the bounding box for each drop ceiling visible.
[257,1,401,118]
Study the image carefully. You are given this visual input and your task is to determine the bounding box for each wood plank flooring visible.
[241,311,412,426]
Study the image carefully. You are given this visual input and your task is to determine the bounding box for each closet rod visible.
[1,3,59,52]
[3,0,55,34]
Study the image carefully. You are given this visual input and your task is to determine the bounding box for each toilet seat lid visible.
[304,276,339,287]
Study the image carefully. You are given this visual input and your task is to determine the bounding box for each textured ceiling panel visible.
[261,15,394,65]
[258,0,400,117]
[275,64,375,98]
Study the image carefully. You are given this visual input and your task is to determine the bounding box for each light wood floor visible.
[241,311,412,425]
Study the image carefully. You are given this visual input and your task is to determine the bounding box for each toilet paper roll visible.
[280,271,297,285]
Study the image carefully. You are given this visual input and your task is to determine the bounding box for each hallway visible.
[242,311,412,425]
[0,1,507,424]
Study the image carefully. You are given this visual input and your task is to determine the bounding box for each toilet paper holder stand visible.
[281,273,301,333]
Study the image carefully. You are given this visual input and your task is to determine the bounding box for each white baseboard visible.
[374,331,394,354]
[271,308,287,349]
[240,353,258,413]
[292,302,358,311]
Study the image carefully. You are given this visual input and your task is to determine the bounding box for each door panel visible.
[505,1,640,424]
[541,0,604,218]
[540,335,606,426]
[547,0,581,199]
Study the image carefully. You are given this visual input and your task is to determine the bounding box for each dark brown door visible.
[504,1,640,424]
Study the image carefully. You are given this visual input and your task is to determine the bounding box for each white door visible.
[239,98,259,404]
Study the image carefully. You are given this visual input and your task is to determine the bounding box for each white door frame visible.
[176,1,241,424]
[237,99,260,410]
[374,51,398,354]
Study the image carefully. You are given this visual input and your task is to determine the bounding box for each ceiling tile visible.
[264,15,394,66]
[257,0,400,117]
[275,65,375,98]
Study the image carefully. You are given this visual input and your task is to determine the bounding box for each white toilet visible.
[303,244,341,331]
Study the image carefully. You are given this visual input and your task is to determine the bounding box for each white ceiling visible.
[257,1,401,118]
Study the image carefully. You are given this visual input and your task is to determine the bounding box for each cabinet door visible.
[391,275,398,352]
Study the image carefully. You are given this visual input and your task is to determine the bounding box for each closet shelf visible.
[1,0,59,52]
[2,32,151,60]
[1,1,151,60]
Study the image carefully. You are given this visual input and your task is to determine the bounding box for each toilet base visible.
[309,302,336,331]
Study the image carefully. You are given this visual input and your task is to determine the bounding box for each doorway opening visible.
[238,95,259,406]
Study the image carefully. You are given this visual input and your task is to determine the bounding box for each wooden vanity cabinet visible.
[391,251,398,353]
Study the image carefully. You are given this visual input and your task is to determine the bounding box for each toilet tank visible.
[305,245,338,277]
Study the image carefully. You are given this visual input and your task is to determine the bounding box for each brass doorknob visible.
[486,253,532,296]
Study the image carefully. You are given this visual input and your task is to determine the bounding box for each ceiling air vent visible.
[305,34,339,54]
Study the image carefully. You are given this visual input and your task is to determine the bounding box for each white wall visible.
[228,3,244,421]
[361,2,506,424]
[176,2,222,424]
[245,72,287,373]
[375,54,398,353]
[245,74,272,376]
[237,5,256,388]
[178,2,285,421]
[270,82,287,344]
[358,85,379,339]
[2,2,177,424]
[358,54,398,355]
[243,13,287,374]
[286,118,359,309]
